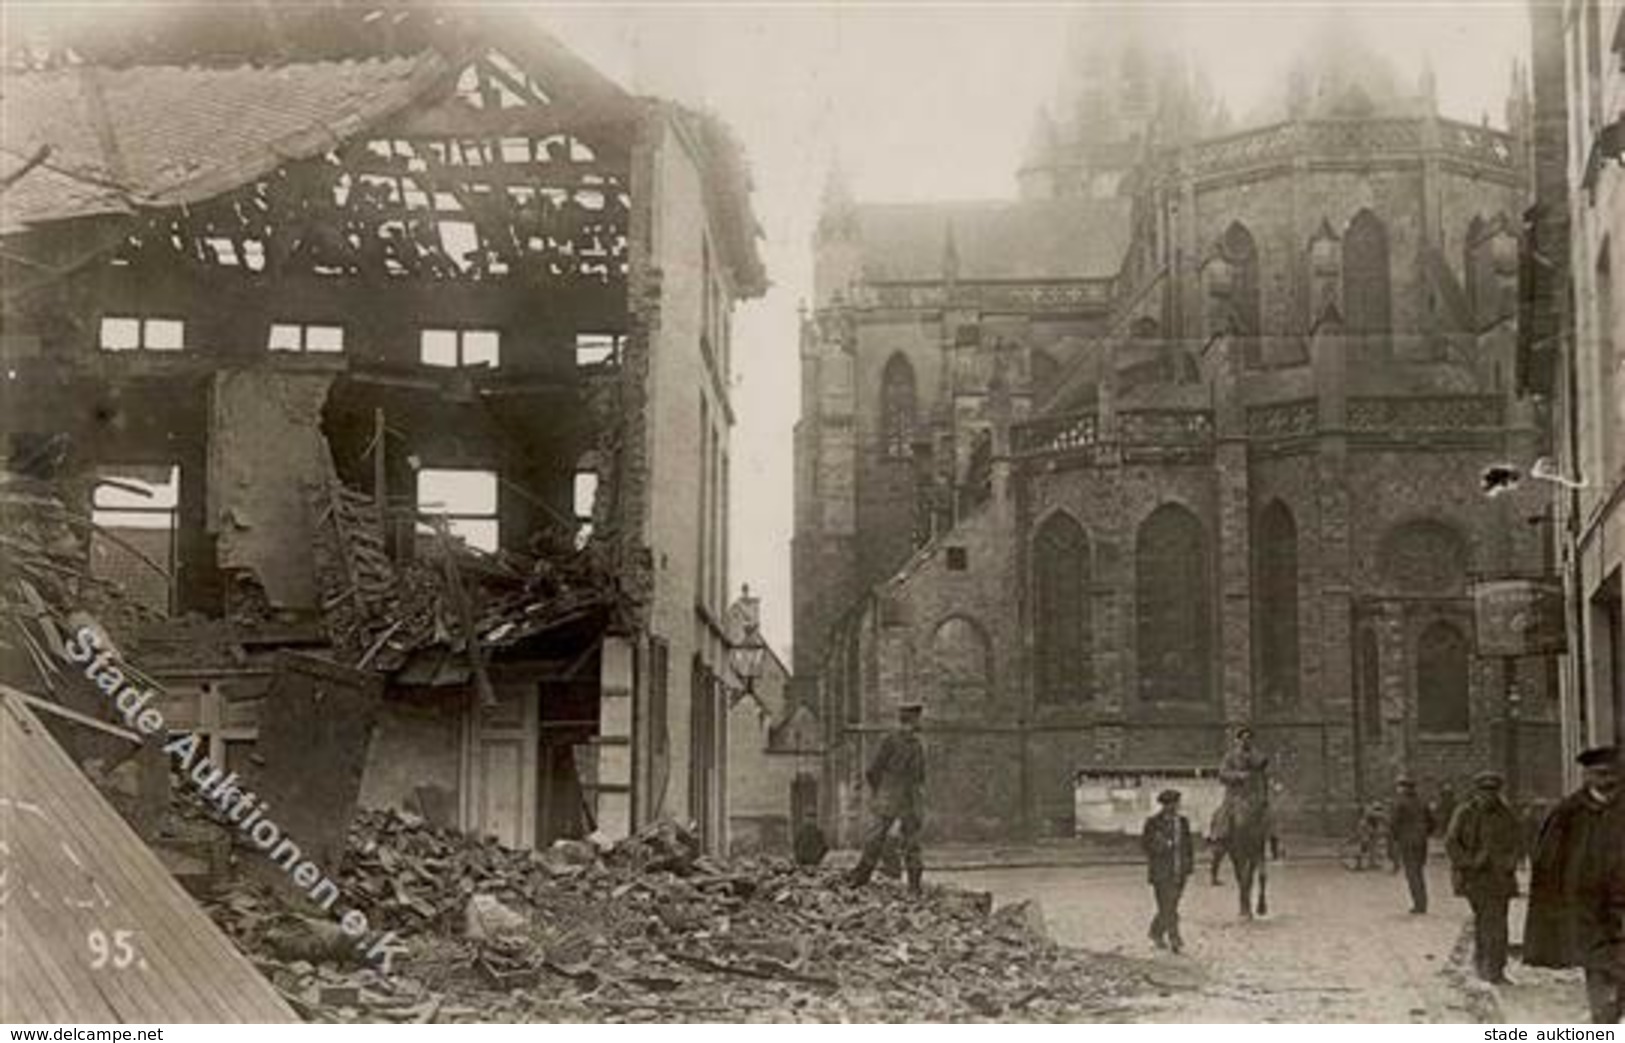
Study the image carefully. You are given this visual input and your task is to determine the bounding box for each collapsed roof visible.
[0,4,765,295]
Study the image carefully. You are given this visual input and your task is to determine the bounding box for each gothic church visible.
[793,14,1563,842]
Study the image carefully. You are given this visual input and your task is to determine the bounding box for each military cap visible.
[1576,746,1620,767]
[1156,789,1182,806]
[1473,770,1505,789]
[1234,725,1254,739]
[897,702,924,717]
[1395,775,1416,788]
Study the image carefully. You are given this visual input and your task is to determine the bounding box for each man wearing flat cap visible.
[1390,776,1436,914]
[848,701,927,893]
[1446,770,1523,983]
[1523,746,1624,1023]
[1143,789,1195,953]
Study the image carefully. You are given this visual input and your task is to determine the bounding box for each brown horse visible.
[1219,795,1270,918]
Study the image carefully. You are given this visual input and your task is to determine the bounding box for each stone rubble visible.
[203,809,1159,1022]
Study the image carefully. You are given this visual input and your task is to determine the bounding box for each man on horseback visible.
[1210,725,1275,916]
[1213,726,1272,850]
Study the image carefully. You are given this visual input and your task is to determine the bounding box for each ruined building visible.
[1529,0,1625,776]
[795,16,1562,842]
[0,5,766,853]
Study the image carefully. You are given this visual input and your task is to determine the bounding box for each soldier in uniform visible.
[1523,746,1624,1023]
[1143,788,1195,953]
[1446,770,1523,983]
[847,702,927,893]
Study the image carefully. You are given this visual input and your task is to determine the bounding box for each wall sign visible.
[1472,577,1567,656]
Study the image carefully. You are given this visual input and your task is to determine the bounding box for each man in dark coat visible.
[847,702,927,893]
[1446,770,1524,983]
[1522,746,1624,1023]
[1390,776,1436,913]
[1433,783,1458,838]
[1143,788,1195,953]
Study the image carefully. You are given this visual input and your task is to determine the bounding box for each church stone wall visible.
[800,75,1549,843]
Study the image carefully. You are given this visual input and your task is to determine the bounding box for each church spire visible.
[816,158,857,243]
[1506,59,1531,139]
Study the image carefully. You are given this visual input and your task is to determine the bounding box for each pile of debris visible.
[308,476,628,673]
[0,469,155,691]
[204,811,1157,1022]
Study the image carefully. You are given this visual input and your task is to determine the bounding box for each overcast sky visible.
[11,0,1532,656]
[532,2,1532,656]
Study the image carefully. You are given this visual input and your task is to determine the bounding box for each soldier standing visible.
[1143,788,1195,953]
[1389,776,1436,913]
[1523,746,1624,1023]
[847,702,926,893]
[1445,771,1523,983]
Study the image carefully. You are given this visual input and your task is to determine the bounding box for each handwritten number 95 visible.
[87,929,142,970]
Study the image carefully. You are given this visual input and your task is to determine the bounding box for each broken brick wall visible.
[208,370,336,612]
[357,690,464,826]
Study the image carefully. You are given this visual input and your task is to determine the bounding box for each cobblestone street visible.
[940,857,1492,1022]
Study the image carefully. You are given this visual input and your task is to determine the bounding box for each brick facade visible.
[798,65,1564,842]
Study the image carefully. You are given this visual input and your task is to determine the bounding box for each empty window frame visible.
[268,323,345,354]
[416,468,499,552]
[421,328,500,368]
[90,464,180,613]
[99,316,185,352]
[572,470,599,548]
[575,332,625,367]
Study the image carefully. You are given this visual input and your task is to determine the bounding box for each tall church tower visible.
[1018,9,1218,200]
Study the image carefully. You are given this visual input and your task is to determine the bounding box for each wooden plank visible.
[0,688,297,1022]
[6,711,218,1022]
[11,690,143,743]
[17,728,257,1023]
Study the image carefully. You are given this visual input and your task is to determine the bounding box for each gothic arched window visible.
[880,353,917,458]
[842,614,862,723]
[1254,501,1300,707]
[1033,512,1091,704]
[1308,220,1342,323]
[1136,504,1211,702]
[1464,216,1492,329]
[1343,209,1392,333]
[1358,628,1382,737]
[1466,216,1518,330]
[1417,621,1471,734]
[1223,222,1261,336]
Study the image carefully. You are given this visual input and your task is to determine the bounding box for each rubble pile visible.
[0,470,155,691]
[309,476,627,672]
[205,810,1156,1022]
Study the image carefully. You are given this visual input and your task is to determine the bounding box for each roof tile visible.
[1,55,441,233]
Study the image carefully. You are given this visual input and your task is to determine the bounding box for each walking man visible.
[1389,776,1436,913]
[1446,770,1523,984]
[847,702,926,893]
[1143,788,1195,953]
[1523,746,1624,1023]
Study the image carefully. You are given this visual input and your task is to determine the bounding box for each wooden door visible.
[465,684,538,848]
